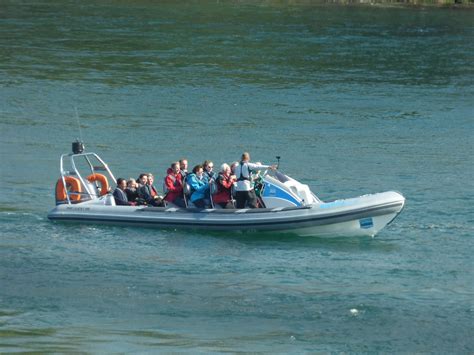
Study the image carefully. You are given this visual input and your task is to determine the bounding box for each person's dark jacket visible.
[138,184,162,206]
[113,188,132,206]
[125,188,139,203]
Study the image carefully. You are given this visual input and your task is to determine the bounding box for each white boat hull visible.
[48,191,405,237]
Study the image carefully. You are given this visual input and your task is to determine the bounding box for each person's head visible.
[117,178,127,190]
[179,159,188,171]
[171,161,180,174]
[193,164,203,177]
[203,160,214,173]
[231,161,239,173]
[138,173,148,185]
[241,152,250,162]
[220,163,231,175]
[147,173,154,184]
[127,178,137,189]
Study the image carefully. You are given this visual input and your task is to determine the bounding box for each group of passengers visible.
[113,153,276,209]
[113,173,164,207]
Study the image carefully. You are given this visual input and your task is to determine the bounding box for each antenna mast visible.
[74,106,84,143]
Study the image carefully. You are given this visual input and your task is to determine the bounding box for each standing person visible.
[164,162,186,208]
[187,165,211,209]
[203,160,218,181]
[213,163,236,209]
[234,152,276,209]
[113,178,136,206]
[179,158,189,179]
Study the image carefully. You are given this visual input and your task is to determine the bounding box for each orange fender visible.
[86,173,110,196]
[56,176,82,202]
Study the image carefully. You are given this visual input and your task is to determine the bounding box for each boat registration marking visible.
[66,207,91,212]
[359,217,374,229]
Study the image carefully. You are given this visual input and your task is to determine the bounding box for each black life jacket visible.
[237,161,250,182]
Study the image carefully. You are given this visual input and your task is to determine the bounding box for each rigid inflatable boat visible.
[48,143,405,237]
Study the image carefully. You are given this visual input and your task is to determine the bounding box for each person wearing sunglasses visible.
[203,160,218,181]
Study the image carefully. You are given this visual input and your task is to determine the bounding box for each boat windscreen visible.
[274,171,290,183]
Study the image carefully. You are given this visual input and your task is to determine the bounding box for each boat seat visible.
[85,181,99,198]
[165,201,178,208]
[209,181,218,208]
[183,182,192,208]
[209,181,218,195]
[228,185,237,208]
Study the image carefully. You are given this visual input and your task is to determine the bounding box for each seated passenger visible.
[137,173,148,187]
[147,173,159,195]
[187,165,211,209]
[213,163,237,209]
[148,173,166,206]
[138,173,164,207]
[231,161,239,174]
[113,178,136,206]
[164,162,186,208]
[179,158,189,179]
[125,178,139,203]
[203,160,218,181]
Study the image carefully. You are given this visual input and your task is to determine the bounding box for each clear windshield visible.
[273,170,290,183]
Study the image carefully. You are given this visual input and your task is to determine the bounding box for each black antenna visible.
[74,106,84,143]
[72,106,85,154]
[276,156,281,169]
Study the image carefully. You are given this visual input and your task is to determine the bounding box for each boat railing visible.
[58,152,116,205]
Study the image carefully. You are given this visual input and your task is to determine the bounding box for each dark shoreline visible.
[231,0,474,8]
[326,0,473,7]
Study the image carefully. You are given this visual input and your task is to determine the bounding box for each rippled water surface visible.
[1,1,473,352]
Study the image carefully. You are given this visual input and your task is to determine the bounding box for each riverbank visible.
[327,0,473,7]
[238,0,474,8]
